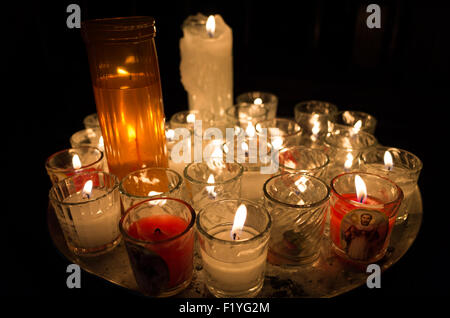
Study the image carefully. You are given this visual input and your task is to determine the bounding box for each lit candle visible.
[49,171,122,255]
[180,14,233,117]
[329,172,403,264]
[196,200,271,297]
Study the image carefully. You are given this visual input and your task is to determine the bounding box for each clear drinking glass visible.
[225,102,269,128]
[119,197,195,297]
[330,110,377,135]
[263,173,330,265]
[329,172,403,264]
[184,161,243,212]
[45,146,105,185]
[70,128,104,152]
[359,147,422,223]
[294,100,338,143]
[236,91,278,119]
[278,146,330,180]
[119,167,184,212]
[196,199,272,297]
[49,171,121,256]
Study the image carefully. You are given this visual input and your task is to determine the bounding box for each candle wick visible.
[154,228,162,235]
[232,232,239,241]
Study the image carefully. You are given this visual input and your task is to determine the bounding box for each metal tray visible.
[47,187,422,298]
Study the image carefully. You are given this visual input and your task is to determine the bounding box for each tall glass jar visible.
[82,17,168,180]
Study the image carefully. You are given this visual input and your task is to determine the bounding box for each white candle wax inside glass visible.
[63,188,121,248]
[363,163,416,197]
[201,227,267,293]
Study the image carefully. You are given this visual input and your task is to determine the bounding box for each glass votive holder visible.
[119,167,184,212]
[70,128,104,152]
[255,118,302,150]
[329,172,403,264]
[49,171,121,256]
[169,109,215,132]
[278,146,330,180]
[196,199,272,298]
[45,146,105,185]
[263,173,330,265]
[119,197,195,297]
[294,100,338,143]
[83,113,100,129]
[225,102,269,128]
[184,161,244,212]
[323,126,378,183]
[236,91,278,119]
[359,147,422,224]
[331,110,377,135]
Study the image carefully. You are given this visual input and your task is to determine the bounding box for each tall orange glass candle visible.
[82,17,168,180]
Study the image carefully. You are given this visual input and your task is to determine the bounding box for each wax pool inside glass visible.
[127,214,193,290]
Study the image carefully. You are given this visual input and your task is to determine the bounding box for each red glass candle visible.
[120,198,195,297]
[330,172,403,264]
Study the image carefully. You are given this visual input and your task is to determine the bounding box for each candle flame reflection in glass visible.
[344,152,353,172]
[254,98,263,105]
[206,174,217,199]
[384,150,393,171]
[72,154,82,169]
[246,122,256,137]
[353,120,362,134]
[231,204,247,240]
[186,113,196,124]
[206,15,215,38]
[355,175,367,203]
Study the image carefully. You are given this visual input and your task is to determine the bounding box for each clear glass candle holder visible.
[83,113,100,129]
[49,171,121,256]
[330,110,377,135]
[119,167,184,212]
[119,197,195,297]
[236,91,278,119]
[196,199,272,298]
[169,109,215,132]
[184,160,244,212]
[323,126,378,183]
[255,118,302,150]
[359,147,422,224]
[263,173,330,265]
[225,102,269,128]
[330,172,403,264]
[278,146,330,180]
[45,146,105,185]
[294,100,338,143]
[70,128,104,152]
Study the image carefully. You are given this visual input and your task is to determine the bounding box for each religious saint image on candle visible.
[340,209,388,262]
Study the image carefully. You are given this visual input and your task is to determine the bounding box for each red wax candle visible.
[330,193,395,263]
[128,214,194,288]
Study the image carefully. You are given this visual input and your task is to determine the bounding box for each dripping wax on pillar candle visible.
[329,172,403,264]
[180,14,233,119]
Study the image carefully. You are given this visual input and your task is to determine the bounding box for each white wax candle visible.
[63,188,121,248]
[200,227,267,292]
[362,164,416,197]
[241,171,271,203]
[180,14,233,117]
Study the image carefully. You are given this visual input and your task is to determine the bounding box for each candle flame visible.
[72,154,82,169]
[245,122,256,137]
[271,136,283,150]
[344,152,353,172]
[311,114,320,136]
[206,174,217,199]
[231,204,247,240]
[186,113,196,124]
[353,120,362,133]
[127,125,136,141]
[98,136,104,150]
[206,15,215,37]
[355,175,367,203]
[117,67,129,75]
[82,180,93,199]
[384,150,393,171]
[254,97,263,105]
[241,141,249,153]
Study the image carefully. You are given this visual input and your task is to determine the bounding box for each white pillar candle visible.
[180,13,233,118]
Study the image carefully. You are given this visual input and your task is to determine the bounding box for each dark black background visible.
[5,0,449,311]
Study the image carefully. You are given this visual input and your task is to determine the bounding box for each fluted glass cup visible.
[278,146,330,180]
[236,91,278,119]
[264,173,330,265]
[330,110,377,135]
